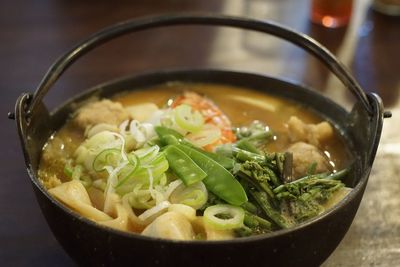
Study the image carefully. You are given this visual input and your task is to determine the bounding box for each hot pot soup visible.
[38,82,351,241]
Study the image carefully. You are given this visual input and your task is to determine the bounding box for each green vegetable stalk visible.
[249,189,293,229]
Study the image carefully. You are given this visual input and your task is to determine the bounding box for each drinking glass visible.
[311,0,353,28]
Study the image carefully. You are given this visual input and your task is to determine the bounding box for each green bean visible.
[164,146,207,186]
[175,144,248,206]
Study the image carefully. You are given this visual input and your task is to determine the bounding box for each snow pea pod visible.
[155,126,234,169]
[164,146,207,186]
[155,126,183,141]
[199,149,235,170]
[175,144,248,206]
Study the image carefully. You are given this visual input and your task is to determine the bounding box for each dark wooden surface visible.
[1,0,399,266]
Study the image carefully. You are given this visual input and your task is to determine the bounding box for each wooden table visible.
[1,0,399,266]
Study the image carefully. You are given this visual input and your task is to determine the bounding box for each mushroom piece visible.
[141,211,195,240]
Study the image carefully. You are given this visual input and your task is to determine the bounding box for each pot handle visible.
[25,14,373,118]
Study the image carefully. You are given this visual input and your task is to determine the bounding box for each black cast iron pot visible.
[9,15,390,266]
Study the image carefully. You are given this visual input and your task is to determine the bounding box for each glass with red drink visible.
[311,0,353,28]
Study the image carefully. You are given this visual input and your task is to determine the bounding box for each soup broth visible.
[114,83,348,168]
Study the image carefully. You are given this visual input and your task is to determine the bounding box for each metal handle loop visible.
[26,14,373,117]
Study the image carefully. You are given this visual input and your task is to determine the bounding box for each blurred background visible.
[1,0,399,266]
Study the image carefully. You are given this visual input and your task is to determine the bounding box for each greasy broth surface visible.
[115,82,348,170]
[40,82,349,184]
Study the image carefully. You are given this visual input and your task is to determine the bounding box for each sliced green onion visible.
[133,154,169,179]
[64,160,74,178]
[135,145,160,165]
[204,204,245,230]
[79,175,92,188]
[169,181,208,209]
[185,124,221,147]
[70,164,92,188]
[116,153,169,188]
[92,148,121,172]
[72,165,83,180]
[164,180,183,200]
[115,163,139,188]
[138,200,171,221]
[149,155,169,178]
[116,171,167,196]
[174,104,204,133]
[126,184,155,209]
[180,189,207,208]
[127,153,140,169]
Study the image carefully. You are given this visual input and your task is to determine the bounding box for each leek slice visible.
[174,104,204,133]
[185,124,221,147]
[204,204,245,230]
[92,148,121,172]
[169,181,208,210]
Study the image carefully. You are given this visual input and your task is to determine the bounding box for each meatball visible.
[72,99,130,129]
[287,141,331,179]
[287,116,334,147]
